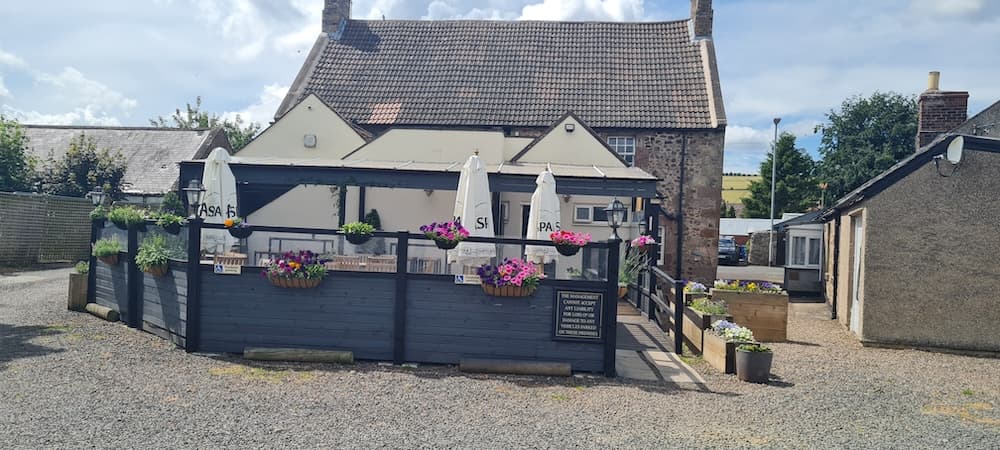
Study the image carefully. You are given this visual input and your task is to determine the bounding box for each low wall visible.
[406,278,605,372]
[141,260,188,346]
[94,254,130,322]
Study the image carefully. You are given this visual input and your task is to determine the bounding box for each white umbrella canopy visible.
[449,154,496,265]
[200,147,239,254]
[525,169,560,264]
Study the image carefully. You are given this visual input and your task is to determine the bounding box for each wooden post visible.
[68,272,88,311]
[185,219,203,353]
[393,230,409,364]
[126,226,141,328]
[603,239,621,377]
[86,219,100,305]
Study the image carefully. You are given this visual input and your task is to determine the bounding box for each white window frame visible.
[608,136,636,167]
[786,229,823,269]
[573,205,593,223]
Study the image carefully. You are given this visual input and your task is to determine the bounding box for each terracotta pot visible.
[555,244,581,256]
[228,226,253,239]
[736,349,773,383]
[345,233,372,245]
[618,285,628,299]
[434,239,460,250]
[480,283,536,297]
[97,254,119,266]
[268,276,322,289]
[144,264,169,277]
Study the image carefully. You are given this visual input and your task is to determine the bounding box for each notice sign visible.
[553,291,603,342]
[214,264,242,275]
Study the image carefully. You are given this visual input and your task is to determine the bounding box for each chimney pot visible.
[927,71,940,91]
[916,71,968,149]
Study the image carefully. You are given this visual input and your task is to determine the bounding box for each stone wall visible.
[0,192,92,265]
[746,231,773,266]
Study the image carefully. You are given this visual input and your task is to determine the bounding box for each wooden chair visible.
[365,256,397,273]
[213,252,248,266]
[326,255,363,271]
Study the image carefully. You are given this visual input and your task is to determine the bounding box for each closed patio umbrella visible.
[524,168,560,264]
[449,154,496,265]
[200,147,239,254]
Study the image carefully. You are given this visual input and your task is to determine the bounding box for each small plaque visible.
[454,274,482,285]
[553,290,604,342]
[214,264,242,275]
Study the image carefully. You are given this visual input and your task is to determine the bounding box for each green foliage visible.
[720,202,737,218]
[152,211,186,227]
[363,209,382,230]
[74,261,90,274]
[742,133,819,218]
[39,133,127,198]
[737,343,772,353]
[92,239,122,257]
[149,96,262,151]
[0,116,36,192]
[136,235,171,271]
[89,206,108,221]
[159,191,186,216]
[107,205,148,227]
[817,92,918,200]
[342,221,375,236]
[690,298,727,315]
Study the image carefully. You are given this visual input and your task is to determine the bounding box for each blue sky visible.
[1,0,998,173]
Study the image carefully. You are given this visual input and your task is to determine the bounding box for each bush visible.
[107,205,147,227]
[74,261,89,274]
[363,209,382,230]
[89,206,108,221]
[342,221,375,236]
[135,235,171,271]
[92,239,122,257]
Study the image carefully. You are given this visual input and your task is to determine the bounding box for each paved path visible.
[615,304,705,387]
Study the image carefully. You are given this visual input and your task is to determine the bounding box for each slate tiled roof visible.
[283,19,716,129]
[22,126,228,194]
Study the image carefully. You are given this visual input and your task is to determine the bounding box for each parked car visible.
[718,236,739,265]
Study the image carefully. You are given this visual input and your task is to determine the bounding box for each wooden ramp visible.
[615,303,705,387]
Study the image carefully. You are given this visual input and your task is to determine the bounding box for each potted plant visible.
[420,221,469,250]
[549,230,591,256]
[682,280,709,304]
[681,297,733,354]
[703,319,756,374]
[154,212,187,235]
[476,258,543,297]
[93,238,122,265]
[630,234,656,251]
[89,206,108,226]
[736,343,773,383]
[68,261,89,311]
[711,279,789,342]
[136,235,171,277]
[262,250,328,288]
[224,217,252,239]
[617,240,651,298]
[107,205,148,232]
[342,221,375,245]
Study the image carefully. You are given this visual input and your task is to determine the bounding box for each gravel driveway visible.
[2,268,998,449]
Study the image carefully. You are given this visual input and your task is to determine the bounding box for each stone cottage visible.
[270,0,727,282]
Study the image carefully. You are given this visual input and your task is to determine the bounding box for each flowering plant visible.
[549,230,591,247]
[477,258,544,289]
[420,221,469,244]
[631,235,656,248]
[262,251,328,280]
[713,279,782,293]
[684,280,708,293]
[223,217,248,229]
[711,320,755,342]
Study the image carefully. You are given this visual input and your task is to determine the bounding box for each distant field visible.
[722,175,759,204]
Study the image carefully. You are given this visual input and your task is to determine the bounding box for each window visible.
[608,136,636,166]
[792,236,807,266]
[790,234,822,267]
[591,206,608,223]
[808,238,821,265]
[574,205,610,224]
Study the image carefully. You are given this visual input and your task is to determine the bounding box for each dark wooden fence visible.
[89,220,620,375]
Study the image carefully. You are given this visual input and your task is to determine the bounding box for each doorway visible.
[849,213,864,334]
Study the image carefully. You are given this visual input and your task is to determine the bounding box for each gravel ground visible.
[1,269,998,449]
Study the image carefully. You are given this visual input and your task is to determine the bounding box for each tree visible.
[39,134,127,198]
[741,133,819,218]
[816,92,918,200]
[0,116,36,192]
[159,191,186,216]
[720,202,736,218]
[150,96,262,151]
[726,205,736,218]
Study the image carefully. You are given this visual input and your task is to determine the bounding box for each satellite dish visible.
[946,136,964,164]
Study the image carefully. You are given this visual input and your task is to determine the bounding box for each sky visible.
[1,0,998,174]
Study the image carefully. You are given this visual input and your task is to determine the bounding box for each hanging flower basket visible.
[345,233,372,245]
[550,230,590,257]
[162,222,182,235]
[555,244,582,257]
[434,239,460,250]
[112,221,128,231]
[228,226,253,239]
[268,276,322,289]
[128,221,147,233]
[98,254,120,266]
[144,264,170,277]
[480,283,536,297]
[420,221,469,250]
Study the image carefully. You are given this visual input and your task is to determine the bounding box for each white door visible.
[849,216,864,333]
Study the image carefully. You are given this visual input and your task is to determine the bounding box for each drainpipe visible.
[831,214,840,320]
[673,136,687,354]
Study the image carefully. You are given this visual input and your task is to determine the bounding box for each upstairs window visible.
[608,136,636,166]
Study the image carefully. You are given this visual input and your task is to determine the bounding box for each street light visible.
[605,198,627,240]
[768,117,781,267]
[88,189,105,207]
[182,179,205,219]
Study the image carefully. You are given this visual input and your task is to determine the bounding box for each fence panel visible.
[0,192,92,264]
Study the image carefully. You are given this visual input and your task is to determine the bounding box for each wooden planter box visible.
[682,306,733,354]
[703,331,745,374]
[710,289,789,342]
[668,287,708,305]
[67,272,88,311]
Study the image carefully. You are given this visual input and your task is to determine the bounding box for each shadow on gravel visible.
[782,339,821,347]
[0,323,67,370]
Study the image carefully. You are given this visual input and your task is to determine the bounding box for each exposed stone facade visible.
[916,90,968,148]
[322,0,351,33]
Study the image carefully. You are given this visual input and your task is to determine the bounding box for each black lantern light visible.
[605,197,627,240]
[88,189,106,207]
[182,179,205,219]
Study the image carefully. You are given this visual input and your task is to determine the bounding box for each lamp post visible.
[182,179,205,219]
[88,189,106,207]
[605,198,627,240]
[768,117,781,267]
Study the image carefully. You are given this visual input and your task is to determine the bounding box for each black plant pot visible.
[555,244,581,257]
[735,350,773,383]
[92,218,106,227]
[228,226,253,239]
[162,222,182,235]
[112,221,128,231]
[345,233,372,245]
[434,239,459,250]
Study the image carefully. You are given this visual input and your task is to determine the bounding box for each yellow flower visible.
[224,218,234,228]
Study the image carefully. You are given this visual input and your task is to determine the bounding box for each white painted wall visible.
[344,129,516,163]
[515,115,625,167]
[236,94,367,160]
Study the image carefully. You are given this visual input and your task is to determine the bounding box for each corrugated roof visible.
[22,126,225,194]
[283,19,715,129]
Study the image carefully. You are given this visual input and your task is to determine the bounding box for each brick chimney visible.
[916,71,969,148]
[690,0,713,39]
[322,0,351,34]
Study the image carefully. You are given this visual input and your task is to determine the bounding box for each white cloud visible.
[519,0,644,21]
[0,48,27,69]
[190,0,320,61]
[910,0,994,18]
[223,84,289,125]
[35,67,138,113]
[1,105,122,126]
[0,76,8,98]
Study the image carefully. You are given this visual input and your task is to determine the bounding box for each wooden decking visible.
[615,301,705,386]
